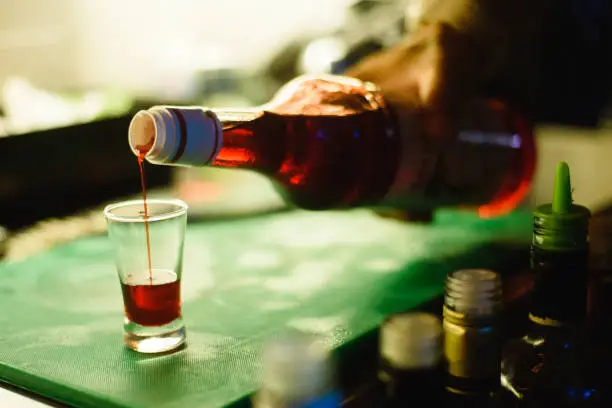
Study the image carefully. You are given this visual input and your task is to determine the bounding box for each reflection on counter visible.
[173,168,286,219]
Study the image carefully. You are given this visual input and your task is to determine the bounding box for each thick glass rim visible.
[104,199,188,223]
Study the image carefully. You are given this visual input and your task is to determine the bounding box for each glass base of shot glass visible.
[124,317,186,354]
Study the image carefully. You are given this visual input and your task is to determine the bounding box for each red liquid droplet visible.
[121,270,181,326]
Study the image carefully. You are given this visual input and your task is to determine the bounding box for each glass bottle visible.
[253,332,341,408]
[500,162,607,407]
[442,268,504,408]
[128,74,535,217]
[375,312,444,407]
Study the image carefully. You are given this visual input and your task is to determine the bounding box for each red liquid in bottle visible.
[211,78,535,215]
[134,76,536,216]
[121,269,181,327]
[211,77,401,210]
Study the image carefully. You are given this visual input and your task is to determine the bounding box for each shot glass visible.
[104,198,188,354]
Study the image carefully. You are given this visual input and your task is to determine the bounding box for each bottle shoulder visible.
[267,75,388,117]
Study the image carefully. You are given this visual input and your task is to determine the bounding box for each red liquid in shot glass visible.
[121,269,181,326]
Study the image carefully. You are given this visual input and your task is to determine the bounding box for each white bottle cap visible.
[258,332,335,405]
[380,312,443,370]
[127,105,223,166]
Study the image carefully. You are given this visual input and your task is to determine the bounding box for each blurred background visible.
[0,0,611,258]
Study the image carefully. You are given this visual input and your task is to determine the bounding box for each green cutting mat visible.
[0,209,531,408]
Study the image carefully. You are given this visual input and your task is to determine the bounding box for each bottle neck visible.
[209,109,288,174]
[529,246,589,326]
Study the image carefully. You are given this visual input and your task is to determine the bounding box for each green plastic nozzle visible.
[532,161,590,251]
[552,162,572,213]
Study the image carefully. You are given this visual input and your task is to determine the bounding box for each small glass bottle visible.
[253,332,341,408]
[500,162,606,406]
[128,74,535,217]
[377,312,445,407]
[442,268,504,407]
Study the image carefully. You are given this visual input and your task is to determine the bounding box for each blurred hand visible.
[346,22,482,143]
[346,23,483,222]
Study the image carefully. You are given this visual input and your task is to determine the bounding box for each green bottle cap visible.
[532,162,590,251]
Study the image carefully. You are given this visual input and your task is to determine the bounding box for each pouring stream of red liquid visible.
[137,151,153,285]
